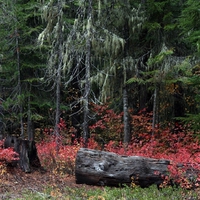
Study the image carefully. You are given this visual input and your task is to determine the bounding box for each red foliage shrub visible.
[37,110,200,189]
[104,123,200,189]
[37,118,101,175]
[89,102,124,143]
[0,140,19,165]
[37,138,80,175]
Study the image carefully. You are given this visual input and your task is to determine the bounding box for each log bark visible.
[4,136,41,172]
[75,148,170,187]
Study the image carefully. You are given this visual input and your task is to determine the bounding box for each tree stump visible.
[4,136,41,172]
[75,148,170,187]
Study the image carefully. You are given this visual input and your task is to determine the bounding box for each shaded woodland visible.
[0,0,199,144]
[1,2,200,198]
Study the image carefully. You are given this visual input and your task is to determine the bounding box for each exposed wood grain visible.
[75,148,170,187]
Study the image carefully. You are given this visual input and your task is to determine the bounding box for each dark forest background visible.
[0,0,200,144]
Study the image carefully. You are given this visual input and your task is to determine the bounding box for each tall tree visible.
[53,0,64,144]
[176,0,200,131]
[179,0,200,54]
[130,0,188,128]
[0,0,48,139]
[82,0,92,145]
[16,0,48,140]
[38,0,90,142]
[91,0,145,143]
[38,0,67,140]
[0,0,24,136]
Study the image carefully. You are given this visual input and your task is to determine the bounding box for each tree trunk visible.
[27,84,34,140]
[152,86,157,135]
[139,84,148,110]
[4,136,41,173]
[15,28,24,138]
[75,148,170,187]
[54,0,63,151]
[123,86,130,144]
[82,0,92,146]
[123,14,130,144]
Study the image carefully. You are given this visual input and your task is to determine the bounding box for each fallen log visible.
[4,136,41,172]
[75,148,170,187]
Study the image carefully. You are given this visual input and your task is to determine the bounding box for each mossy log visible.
[75,148,170,187]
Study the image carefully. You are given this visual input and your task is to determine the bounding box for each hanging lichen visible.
[38,0,58,45]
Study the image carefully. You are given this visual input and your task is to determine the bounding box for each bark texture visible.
[75,148,170,187]
[4,136,41,172]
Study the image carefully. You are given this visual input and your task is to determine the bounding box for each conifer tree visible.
[0,0,24,136]
[176,0,200,131]
[0,0,47,139]
[128,0,189,128]
[179,0,200,54]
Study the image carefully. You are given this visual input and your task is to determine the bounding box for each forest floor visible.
[0,166,100,199]
[1,166,200,199]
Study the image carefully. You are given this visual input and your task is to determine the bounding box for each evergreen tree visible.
[2,0,196,144]
[0,0,48,139]
[177,0,200,132]
[128,0,189,128]
[0,0,24,136]
[179,0,200,54]
[38,0,81,141]
[89,0,145,143]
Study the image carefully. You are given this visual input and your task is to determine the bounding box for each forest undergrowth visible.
[0,106,200,199]
[35,106,200,190]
